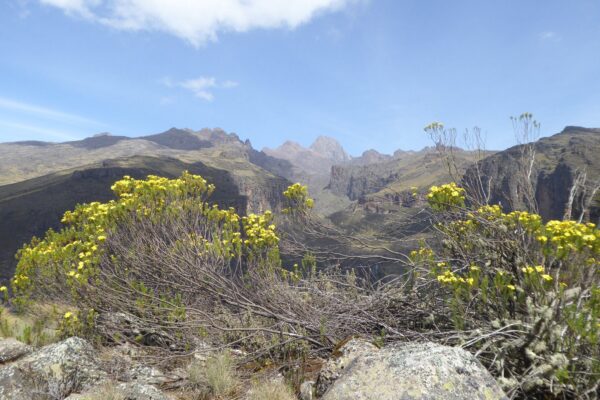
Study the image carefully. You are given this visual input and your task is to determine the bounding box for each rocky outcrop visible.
[318,340,506,400]
[316,338,378,397]
[0,337,106,399]
[0,337,182,399]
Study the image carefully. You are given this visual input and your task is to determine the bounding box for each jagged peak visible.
[309,135,350,162]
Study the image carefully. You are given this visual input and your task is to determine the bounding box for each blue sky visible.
[1,0,600,155]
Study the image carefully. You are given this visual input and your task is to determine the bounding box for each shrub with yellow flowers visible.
[413,185,600,398]
[11,172,281,308]
[426,183,465,211]
[283,183,314,215]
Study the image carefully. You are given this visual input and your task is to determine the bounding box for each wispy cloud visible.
[38,0,356,46]
[0,96,101,126]
[161,76,238,101]
[0,120,80,141]
[539,31,561,41]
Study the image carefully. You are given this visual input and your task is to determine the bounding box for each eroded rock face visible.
[0,337,106,399]
[320,341,507,400]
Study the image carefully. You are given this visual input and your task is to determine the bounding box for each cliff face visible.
[463,127,600,222]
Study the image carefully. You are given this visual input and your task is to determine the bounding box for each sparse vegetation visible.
[3,120,598,399]
[0,304,58,346]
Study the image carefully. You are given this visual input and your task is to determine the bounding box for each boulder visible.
[315,338,378,397]
[64,382,170,400]
[320,341,507,400]
[117,382,171,400]
[0,337,106,399]
[0,338,33,363]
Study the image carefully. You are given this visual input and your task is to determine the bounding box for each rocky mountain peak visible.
[309,135,350,163]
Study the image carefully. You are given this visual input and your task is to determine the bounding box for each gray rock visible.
[117,382,170,400]
[0,337,106,399]
[316,338,378,397]
[0,338,33,363]
[321,341,507,400]
[65,381,171,400]
[300,380,315,400]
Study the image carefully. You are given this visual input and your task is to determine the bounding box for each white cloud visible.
[0,96,102,126]
[0,120,79,141]
[162,76,238,101]
[38,0,356,46]
[180,77,217,101]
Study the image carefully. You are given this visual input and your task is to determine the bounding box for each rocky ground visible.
[0,336,507,400]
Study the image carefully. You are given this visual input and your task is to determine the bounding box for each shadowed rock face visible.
[463,127,600,222]
[320,340,507,400]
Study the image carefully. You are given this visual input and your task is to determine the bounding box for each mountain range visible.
[0,126,599,282]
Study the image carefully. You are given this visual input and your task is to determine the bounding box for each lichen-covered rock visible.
[0,337,106,399]
[321,341,507,400]
[65,382,171,400]
[300,380,315,400]
[0,338,33,363]
[315,338,378,397]
[117,382,171,400]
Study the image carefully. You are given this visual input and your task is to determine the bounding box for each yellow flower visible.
[506,284,516,291]
[0,286,7,292]
[535,265,545,273]
[537,235,548,244]
[64,311,73,319]
[541,274,553,282]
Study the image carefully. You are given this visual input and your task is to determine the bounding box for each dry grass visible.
[246,379,297,400]
[185,350,240,398]
[0,304,59,346]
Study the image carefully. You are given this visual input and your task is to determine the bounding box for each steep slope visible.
[0,155,290,282]
[463,126,600,221]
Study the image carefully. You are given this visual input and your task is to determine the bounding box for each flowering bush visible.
[416,185,599,398]
[426,183,465,211]
[283,183,314,214]
[11,172,280,308]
